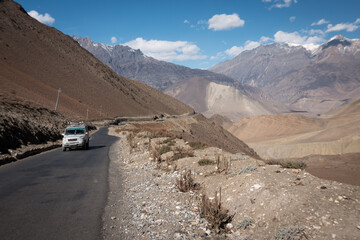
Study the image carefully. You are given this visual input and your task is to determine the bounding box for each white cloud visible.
[28,10,55,25]
[274,31,305,44]
[225,40,261,57]
[263,0,298,9]
[274,30,325,51]
[110,37,117,44]
[289,16,296,22]
[123,38,206,61]
[326,21,359,33]
[184,20,189,24]
[260,36,272,43]
[308,29,325,36]
[208,13,245,31]
[311,18,329,26]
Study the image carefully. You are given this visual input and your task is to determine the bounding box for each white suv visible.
[62,122,90,151]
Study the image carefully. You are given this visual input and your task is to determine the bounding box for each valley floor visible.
[103,125,360,240]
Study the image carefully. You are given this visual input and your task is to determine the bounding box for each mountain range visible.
[210,36,360,115]
[74,36,288,121]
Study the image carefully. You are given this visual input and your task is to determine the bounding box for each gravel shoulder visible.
[103,125,360,240]
[102,128,208,239]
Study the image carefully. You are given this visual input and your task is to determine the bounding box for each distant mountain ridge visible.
[74,36,241,92]
[210,35,360,115]
[74,36,290,120]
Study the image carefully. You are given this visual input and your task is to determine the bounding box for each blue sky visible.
[18,0,360,69]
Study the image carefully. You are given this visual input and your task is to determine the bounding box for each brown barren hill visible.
[0,0,193,120]
[228,113,326,142]
[227,99,360,185]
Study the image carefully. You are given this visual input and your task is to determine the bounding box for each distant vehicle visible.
[62,122,90,151]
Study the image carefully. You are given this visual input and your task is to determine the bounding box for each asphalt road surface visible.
[0,127,118,240]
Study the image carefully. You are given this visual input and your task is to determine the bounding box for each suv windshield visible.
[65,129,85,135]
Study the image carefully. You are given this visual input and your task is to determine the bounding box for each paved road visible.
[0,127,118,240]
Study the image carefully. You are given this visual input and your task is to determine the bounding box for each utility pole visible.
[54,88,61,111]
[86,107,89,121]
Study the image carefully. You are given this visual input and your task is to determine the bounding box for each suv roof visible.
[66,122,87,129]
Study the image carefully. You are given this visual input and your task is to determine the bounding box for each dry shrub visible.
[281,161,307,170]
[189,141,207,150]
[159,145,171,155]
[267,160,307,170]
[162,138,176,146]
[198,158,215,166]
[151,146,162,163]
[239,165,257,174]
[200,188,233,233]
[275,226,306,240]
[176,169,200,192]
[172,146,194,161]
[238,218,254,229]
[126,132,136,153]
[147,138,152,152]
[216,154,231,174]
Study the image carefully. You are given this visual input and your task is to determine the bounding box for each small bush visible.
[281,161,307,170]
[200,188,233,233]
[267,160,307,170]
[162,138,175,146]
[189,141,207,150]
[275,226,306,240]
[198,159,215,166]
[159,145,171,155]
[172,146,194,161]
[238,218,254,229]
[176,169,200,192]
[266,159,282,165]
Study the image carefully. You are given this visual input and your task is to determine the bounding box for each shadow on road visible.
[89,145,106,150]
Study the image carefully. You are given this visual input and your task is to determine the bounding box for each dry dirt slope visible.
[227,98,360,186]
[0,0,193,120]
[227,97,360,159]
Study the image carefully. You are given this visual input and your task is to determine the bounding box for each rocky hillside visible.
[0,95,66,155]
[105,123,360,239]
[0,0,193,120]
[210,36,360,115]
